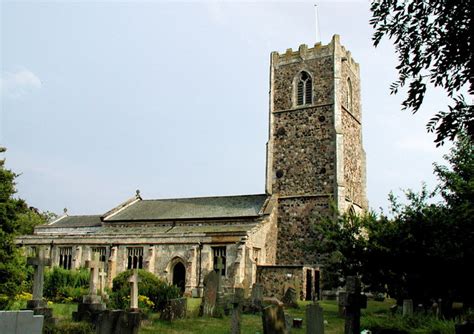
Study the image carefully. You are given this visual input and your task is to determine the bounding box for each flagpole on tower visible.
[314,3,321,43]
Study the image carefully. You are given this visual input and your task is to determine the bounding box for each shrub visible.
[44,267,89,303]
[109,269,180,312]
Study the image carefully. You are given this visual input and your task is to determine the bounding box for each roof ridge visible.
[141,193,268,202]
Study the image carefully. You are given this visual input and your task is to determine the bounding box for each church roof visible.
[42,215,102,228]
[104,194,269,222]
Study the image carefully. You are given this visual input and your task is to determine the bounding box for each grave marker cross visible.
[27,247,52,301]
[85,253,103,296]
[128,270,141,310]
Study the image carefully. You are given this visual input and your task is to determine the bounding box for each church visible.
[18,35,367,301]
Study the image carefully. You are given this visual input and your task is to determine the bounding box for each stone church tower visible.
[266,35,368,265]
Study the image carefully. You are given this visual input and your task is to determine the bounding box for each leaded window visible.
[92,247,107,262]
[127,247,143,269]
[59,247,72,270]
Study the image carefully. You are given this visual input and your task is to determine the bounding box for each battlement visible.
[271,34,359,73]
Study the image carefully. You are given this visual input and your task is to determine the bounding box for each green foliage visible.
[109,269,180,312]
[362,314,455,334]
[52,321,94,334]
[0,147,47,309]
[312,137,474,308]
[44,267,89,303]
[370,0,473,145]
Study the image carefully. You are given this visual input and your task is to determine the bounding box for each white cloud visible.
[0,68,42,99]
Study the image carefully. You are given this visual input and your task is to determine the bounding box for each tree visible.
[0,147,46,309]
[312,136,474,309]
[370,0,473,145]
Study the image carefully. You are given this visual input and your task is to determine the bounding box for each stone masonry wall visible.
[271,105,335,196]
[275,196,331,265]
[256,266,304,300]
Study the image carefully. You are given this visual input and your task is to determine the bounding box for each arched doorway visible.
[172,262,186,294]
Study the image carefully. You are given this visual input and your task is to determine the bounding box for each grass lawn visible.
[46,297,454,333]
[139,298,392,334]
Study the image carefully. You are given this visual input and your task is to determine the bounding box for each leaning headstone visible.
[128,270,141,311]
[262,304,287,334]
[282,287,299,308]
[230,287,244,334]
[200,271,219,317]
[26,247,54,325]
[306,303,324,334]
[343,276,367,334]
[72,254,106,323]
[402,299,413,316]
[160,298,187,321]
[0,310,44,334]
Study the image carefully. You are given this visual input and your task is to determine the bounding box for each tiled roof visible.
[105,194,269,221]
[39,215,102,228]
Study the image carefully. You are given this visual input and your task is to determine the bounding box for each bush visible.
[44,267,89,303]
[109,269,180,312]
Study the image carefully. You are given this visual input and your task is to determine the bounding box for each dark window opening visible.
[127,247,143,269]
[92,247,107,262]
[59,247,72,270]
[212,246,226,276]
[296,71,312,106]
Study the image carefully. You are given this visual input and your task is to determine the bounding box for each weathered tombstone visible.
[0,310,44,334]
[26,247,54,324]
[96,310,141,334]
[251,283,264,311]
[160,298,187,321]
[306,303,324,334]
[200,271,219,317]
[284,314,293,333]
[128,269,141,311]
[342,276,367,334]
[230,287,244,334]
[98,268,107,297]
[402,299,413,316]
[72,253,106,323]
[215,256,226,312]
[282,287,299,308]
[338,291,347,317]
[262,304,287,334]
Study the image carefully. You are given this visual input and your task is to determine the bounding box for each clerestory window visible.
[296,71,312,106]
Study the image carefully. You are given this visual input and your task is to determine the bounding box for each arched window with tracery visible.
[347,77,353,111]
[296,71,312,106]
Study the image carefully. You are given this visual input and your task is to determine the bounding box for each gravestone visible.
[306,303,324,334]
[128,270,141,311]
[402,299,413,316]
[246,283,264,313]
[338,292,347,317]
[160,298,187,321]
[96,310,141,334]
[99,268,108,297]
[0,310,44,334]
[201,271,219,317]
[342,276,367,334]
[215,256,226,312]
[26,247,54,323]
[282,287,299,308]
[73,254,106,323]
[262,304,287,334]
[230,287,244,334]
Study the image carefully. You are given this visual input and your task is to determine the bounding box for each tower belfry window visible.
[296,71,312,106]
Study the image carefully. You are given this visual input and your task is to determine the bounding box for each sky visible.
[1,0,452,216]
